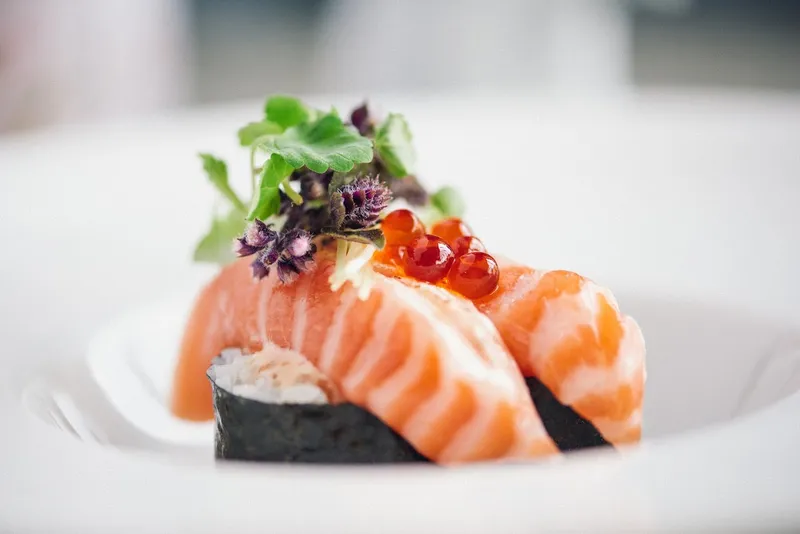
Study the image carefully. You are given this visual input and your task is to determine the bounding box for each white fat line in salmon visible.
[557,317,645,405]
[593,409,643,442]
[257,275,274,348]
[384,279,553,459]
[498,270,545,318]
[291,275,313,352]
[341,291,404,393]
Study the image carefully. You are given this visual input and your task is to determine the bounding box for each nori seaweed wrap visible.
[208,349,428,464]
[525,376,611,452]
[210,381,427,463]
[207,347,609,464]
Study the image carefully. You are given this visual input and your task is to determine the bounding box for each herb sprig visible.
[193,95,466,292]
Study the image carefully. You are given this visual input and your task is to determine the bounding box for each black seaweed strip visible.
[525,376,612,452]
[210,379,429,464]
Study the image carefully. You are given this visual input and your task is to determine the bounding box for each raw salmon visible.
[474,259,646,445]
[171,249,558,464]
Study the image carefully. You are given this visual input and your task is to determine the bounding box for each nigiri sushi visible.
[174,96,645,465]
[475,262,646,446]
[175,249,558,464]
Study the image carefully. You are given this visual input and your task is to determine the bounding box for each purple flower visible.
[250,256,270,280]
[235,219,277,257]
[284,229,313,257]
[330,176,392,230]
[276,258,301,284]
[248,228,316,282]
[234,237,261,257]
[246,219,277,247]
[350,103,371,136]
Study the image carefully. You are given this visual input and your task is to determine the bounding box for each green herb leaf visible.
[256,114,374,174]
[323,228,385,249]
[199,154,247,212]
[237,120,282,146]
[374,113,416,177]
[248,154,293,220]
[265,96,310,130]
[193,207,247,265]
[430,186,465,218]
[261,153,294,188]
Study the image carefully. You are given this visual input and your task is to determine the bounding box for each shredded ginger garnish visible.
[329,239,378,300]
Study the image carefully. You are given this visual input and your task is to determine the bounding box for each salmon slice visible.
[171,249,558,464]
[474,259,646,446]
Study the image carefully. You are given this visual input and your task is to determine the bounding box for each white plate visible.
[12,289,800,533]
[2,92,800,533]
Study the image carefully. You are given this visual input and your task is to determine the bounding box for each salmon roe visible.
[382,209,425,246]
[451,235,487,257]
[376,212,501,300]
[447,252,500,299]
[430,217,471,247]
[402,234,455,283]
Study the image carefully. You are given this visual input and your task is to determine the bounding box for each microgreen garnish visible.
[193,154,248,265]
[237,121,282,146]
[193,207,248,264]
[193,94,466,293]
[246,111,373,222]
[249,154,294,220]
[265,95,312,129]
[374,113,416,178]
[257,114,373,174]
[430,186,466,219]
[199,154,247,212]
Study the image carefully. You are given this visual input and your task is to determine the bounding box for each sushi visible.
[475,263,646,445]
[179,251,559,464]
[172,95,646,465]
[208,347,427,463]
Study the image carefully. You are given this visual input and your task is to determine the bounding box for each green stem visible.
[249,145,258,196]
[281,178,304,205]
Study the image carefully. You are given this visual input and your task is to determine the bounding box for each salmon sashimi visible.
[474,259,646,446]
[172,249,558,464]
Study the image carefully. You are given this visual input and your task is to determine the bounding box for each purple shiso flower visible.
[234,221,316,283]
[329,176,392,230]
[349,103,371,136]
[234,219,277,256]
[260,228,316,284]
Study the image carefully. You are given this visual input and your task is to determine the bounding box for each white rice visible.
[208,346,335,405]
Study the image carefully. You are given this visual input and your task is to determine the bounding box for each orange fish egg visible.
[382,209,425,246]
[430,217,471,248]
[447,252,500,299]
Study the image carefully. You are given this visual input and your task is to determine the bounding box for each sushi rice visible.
[208,346,340,406]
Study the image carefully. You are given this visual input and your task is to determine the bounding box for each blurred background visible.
[1,0,799,133]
